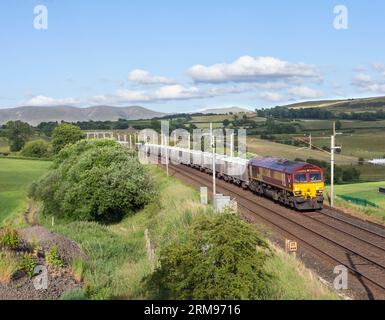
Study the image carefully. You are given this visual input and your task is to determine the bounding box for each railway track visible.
[160,162,385,299]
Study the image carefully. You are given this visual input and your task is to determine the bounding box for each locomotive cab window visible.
[309,172,322,182]
[294,173,307,183]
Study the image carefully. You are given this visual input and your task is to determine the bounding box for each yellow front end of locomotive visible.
[293,182,324,199]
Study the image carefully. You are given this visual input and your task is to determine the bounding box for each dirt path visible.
[24,200,39,226]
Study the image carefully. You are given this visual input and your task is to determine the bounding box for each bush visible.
[20,253,36,278]
[46,245,64,269]
[144,213,274,300]
[51,124,84,154]
[21,140,52,158]
[30,140,156,223]
[0,227,21,249]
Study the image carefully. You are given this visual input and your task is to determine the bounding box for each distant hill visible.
[199,107,253,114]
[282,96,385,113]
[0,106,165,126]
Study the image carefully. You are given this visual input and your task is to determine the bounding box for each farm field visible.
[247,136,357,164]
[0,158,51,224]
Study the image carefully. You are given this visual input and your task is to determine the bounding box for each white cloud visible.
[287,86,323,99]
[351,70,385,93]
[259,91,284,102]
[128,69,176,85]
[351,73,373,87]
[188,56,320,83]
[25,95,80,107]
[92,84,242,104]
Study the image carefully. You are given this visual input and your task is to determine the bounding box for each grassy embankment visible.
[36,165,339,300]
[0,158,51,225]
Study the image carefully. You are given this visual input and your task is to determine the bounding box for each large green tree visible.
[144,213,274,300]
[30,140,156,223]
[5,121,32,152]
[51,123,84,154]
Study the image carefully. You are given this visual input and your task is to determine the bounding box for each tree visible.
[30,140,156,223]
[37,121,59,137]
[358,157,365,166]
[335,120,342,130]
[144,213,274,300]
[5,121,32,152]
[223,119,230,127]
[342,167,361,182]
[21,140,52,158]
[51,124,84,154]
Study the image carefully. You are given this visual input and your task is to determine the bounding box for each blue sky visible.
[1,0,385,113]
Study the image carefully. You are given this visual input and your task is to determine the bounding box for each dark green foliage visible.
[144,213,274,300]
[262,118,297,135]
[37,122,59,137]
[4,121,33,152]
[20,253,36,278]
[342,167,361,182]
[30,140,156,223]
[21,140,52,158]
[46,245,64,268]
[51,124,84,154]
[257,106,385,122]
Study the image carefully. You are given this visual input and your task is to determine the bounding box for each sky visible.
[1,0,385,113]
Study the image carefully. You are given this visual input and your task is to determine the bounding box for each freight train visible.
[141,144,325,211]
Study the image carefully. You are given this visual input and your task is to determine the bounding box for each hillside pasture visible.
[247,136,357,164]
[312,133,385,159]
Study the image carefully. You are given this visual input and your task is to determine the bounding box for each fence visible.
[337,195,379,208]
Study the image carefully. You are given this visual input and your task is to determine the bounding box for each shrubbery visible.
[144,212,274,300]
[30,140,156,223]
[21,140,52,158]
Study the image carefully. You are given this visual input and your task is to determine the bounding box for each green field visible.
[0,158,51,224]
[325,181,385,221]
[326,181,385,209]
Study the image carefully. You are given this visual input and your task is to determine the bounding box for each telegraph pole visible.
[330,123,335,207]
[330,122,342,207]
[309,134,312,150]
[210,123,216,208]
[165,132,169,177]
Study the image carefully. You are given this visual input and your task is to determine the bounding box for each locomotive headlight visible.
[294,189,302,196]
[316,187,323,195]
